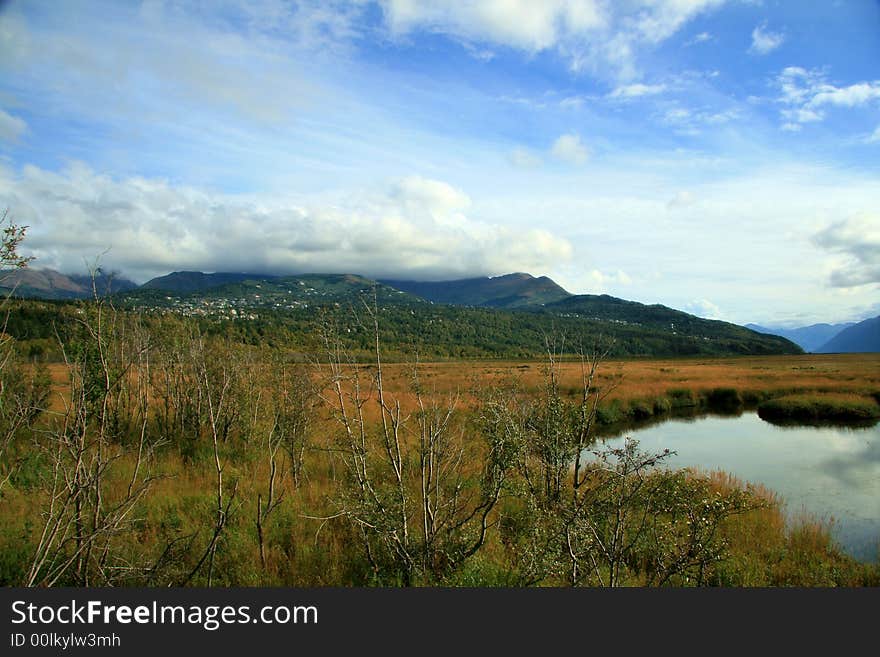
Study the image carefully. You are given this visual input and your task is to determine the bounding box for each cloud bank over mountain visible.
[0,164,572,283]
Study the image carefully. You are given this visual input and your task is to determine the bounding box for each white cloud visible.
[781,107,823,124]
[867,126,880,144]
[749,23,785,55]
[685,31,713,46]
[3,2,332,128]
[0,109,26,142]
[588,268,632,289]
[660,105,740,134]
[556,267,632,294]
[608,83,666,99]
[812,214,880,288]
[391,175,471,215]
[0,163,573,283]
[379,0,729,80]
[685,299,723,320]
[627,0,726,44]
[810,82,880,108]
[551,133,589,165]
[381,0,606,52]
[775,67,880,129]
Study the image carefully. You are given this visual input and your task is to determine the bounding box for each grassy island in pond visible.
[758,393,880,424]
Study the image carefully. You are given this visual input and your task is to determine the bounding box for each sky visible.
[0,0,878,327]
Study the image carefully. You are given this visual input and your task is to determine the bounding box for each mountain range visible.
[0,268,137,299]
[813,316,880,353]
[117,269,798,357]
[745,322,856,352]
[8,267,870,357]
[747,319,878,353]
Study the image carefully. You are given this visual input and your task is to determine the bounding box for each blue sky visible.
[0,0,878,326]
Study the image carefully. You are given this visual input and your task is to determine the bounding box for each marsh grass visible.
[2,346,878,587]
[757,393,880,423]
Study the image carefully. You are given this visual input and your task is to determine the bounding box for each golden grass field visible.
[41,352,880,414]
[341,352,880,408]
[7,351,877,586]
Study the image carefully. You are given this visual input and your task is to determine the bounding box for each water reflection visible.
[595,412,880,562]
[819,437,880,488]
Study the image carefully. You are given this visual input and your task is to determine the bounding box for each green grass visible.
[758,393,880,423]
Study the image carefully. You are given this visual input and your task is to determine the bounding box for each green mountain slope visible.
[121,273,426,310]
[4,270,801,359]
[114,273,800,358]
[532,294,799,355]
[0,268,137,299]
[140,271,268,293]
[379,272,571,308]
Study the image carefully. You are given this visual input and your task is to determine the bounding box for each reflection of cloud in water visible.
[602,413,880,560]
[817,436,880,488]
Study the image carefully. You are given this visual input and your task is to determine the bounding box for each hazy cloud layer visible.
[0,109,26,142]
[0,164,573,283]
[812,214,880,288]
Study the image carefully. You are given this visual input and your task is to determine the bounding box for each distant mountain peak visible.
[815,316,880,353]
[745,321,857,352]
[141,271,271,293]
[493,272,533,280]
[0,267,136,299]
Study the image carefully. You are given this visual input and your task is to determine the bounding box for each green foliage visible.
[0,523,33,585]
[758,394,880,423]
[706,387,743,412]
[380,272,571,308]
[4,291,801,362]
[667,388,697,408]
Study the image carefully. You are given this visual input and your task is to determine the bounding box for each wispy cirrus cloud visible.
[608,83,666,99]
[659,105,740,135]
[684,31,713,46]
[775,67,880,129]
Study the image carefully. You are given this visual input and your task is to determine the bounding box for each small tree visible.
[316,296,516,585]
[26,296,163,586]
[0,209,44,495]
[0,209,32,281]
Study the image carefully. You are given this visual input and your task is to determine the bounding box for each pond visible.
[596,412,880,562]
